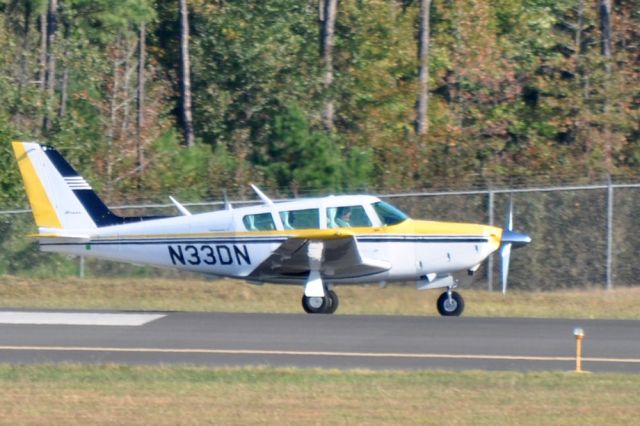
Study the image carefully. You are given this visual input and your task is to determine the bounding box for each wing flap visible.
[249,234,390,282]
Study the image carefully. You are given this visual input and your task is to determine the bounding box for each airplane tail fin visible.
[11,141,126,231]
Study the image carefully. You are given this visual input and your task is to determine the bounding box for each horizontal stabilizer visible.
[30,233,91,243]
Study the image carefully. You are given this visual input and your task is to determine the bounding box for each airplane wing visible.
[248,233,391,282]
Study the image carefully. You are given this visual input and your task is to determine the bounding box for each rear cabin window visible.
[327,205,372,228]
[280,209,319,230]
[242,213,276,231]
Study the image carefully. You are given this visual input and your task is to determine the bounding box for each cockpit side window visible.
[327,205,372,228]
[279,209,319,230]
[372,201,409,226]
[242,213,276,231]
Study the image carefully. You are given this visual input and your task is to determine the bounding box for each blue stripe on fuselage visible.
[39,235,489,247]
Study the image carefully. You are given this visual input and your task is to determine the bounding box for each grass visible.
[1,275,639,319]
[0,364,638,425]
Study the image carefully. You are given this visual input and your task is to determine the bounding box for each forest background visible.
[0,0,638,280]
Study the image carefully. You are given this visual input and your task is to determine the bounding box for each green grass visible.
[1,364,638,425]
[1,275,639,319]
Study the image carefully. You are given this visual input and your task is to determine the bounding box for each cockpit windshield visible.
[372,201,409,226]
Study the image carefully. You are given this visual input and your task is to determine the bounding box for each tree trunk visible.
[599,0,612,61]
[179,0,195,147]
[12,1,33,127]
[599,0,613,170]
[107,41,121,200]
[42,0,58,132]
[575,0,589,99]
[19,1,33,92]
[416,0,431,136]
[319,0,337,133]
[58,17,70,119]
[39,12,47,88]
[120,36,134,137]
[136,22,146,186]
[448,0,464,130]
[574,0,583,65]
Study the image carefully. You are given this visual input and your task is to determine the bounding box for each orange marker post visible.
[573,328,585,373]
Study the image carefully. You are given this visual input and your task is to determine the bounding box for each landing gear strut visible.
[436,288,464,316]
[302,289,339,314]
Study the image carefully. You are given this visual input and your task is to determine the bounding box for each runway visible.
[1,309,639,372]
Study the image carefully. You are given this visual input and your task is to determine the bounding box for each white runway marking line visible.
[0,346,639,365]
[0,312,166,326]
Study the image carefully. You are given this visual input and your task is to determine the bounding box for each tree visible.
[416,0,431,135]
[58,4,70,119]
[599,0,613,170]
[179,0,194,146]
[42,0,57,132]
[319,0,337,132]
[136,21,146,185]
[261,104,344,194]
[186,1,320,146]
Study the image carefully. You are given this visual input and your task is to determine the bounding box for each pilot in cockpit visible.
[335,207,352,227]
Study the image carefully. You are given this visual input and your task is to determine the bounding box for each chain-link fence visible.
[2,181,639,291]
[385,181,640,291]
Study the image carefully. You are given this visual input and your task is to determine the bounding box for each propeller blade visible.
[505,197,513,231]
[497,196,531,294]
[500,242,512,294]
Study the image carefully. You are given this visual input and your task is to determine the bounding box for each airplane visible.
[11,141,531,316]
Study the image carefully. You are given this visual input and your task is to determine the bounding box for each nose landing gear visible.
[436,288,464,316]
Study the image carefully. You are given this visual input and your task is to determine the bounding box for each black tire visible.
[326,290,339,314]
[302,294,330,314]
[436,291,464,316]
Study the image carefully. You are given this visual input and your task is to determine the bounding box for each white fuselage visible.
[38,195,502,285]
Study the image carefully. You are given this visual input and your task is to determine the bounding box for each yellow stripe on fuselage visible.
[11,141,62,229]
[409,219,503,250]
[404,219,502,237]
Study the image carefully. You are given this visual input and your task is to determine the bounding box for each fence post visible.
[79,256,85,279]
[606,176,613,291]
[487,189,494,291]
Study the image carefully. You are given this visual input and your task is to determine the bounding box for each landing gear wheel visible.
[301,290,339,314]
[302,295,330,314]
[437,291,464,316]
[326,290,339,314]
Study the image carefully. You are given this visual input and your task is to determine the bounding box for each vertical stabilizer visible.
[11,141,132,231]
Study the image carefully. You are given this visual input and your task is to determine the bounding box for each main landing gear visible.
[302,289,339,314]
[436,288,465,316]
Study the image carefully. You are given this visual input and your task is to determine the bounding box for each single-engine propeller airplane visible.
[11,141,530,316]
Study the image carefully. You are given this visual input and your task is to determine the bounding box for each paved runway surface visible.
[1,309,639,372]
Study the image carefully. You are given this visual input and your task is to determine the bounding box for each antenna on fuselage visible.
[250,184,274,206]
[223,189,233,210]
[169,196,192,216]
